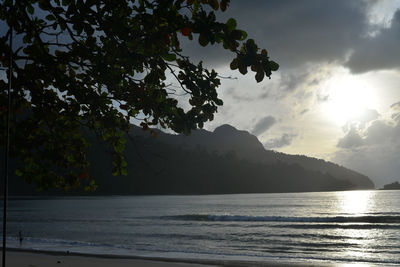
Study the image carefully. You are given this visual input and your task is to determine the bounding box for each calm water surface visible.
[2,190,400,265]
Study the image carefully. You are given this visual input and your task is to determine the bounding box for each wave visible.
[163,214,400,224]
[5,236,118,248]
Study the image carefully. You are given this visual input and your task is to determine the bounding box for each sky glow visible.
[180,0,400,187]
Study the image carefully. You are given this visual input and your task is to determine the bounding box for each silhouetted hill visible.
[381,181,400,190]
[141,124,374,190]
[7,124,374,195]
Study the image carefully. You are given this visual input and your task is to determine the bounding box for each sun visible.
[321,73,378,126]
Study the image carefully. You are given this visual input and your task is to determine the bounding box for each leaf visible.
[215,98,223,105]
[239,30,247,41]
[162,53,176,62]
[15,169,23,177]
[261,49,268,57]
[230,58,238,70]
[269,61,279,71]
[46,14,56,21]
[246,39,257,53]
[23,35,31,44]
[199,34,209,47]
[220,0,229,11]
[210,0,219,10]
[181,27,191,36]
[226,18,236,32]
[238,65,247,75]
[193,0,200,14]
[255,70,264,83]
[27,5,34,15]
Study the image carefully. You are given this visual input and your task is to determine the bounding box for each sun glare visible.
[338,190,374,215]
[321,74,378,126]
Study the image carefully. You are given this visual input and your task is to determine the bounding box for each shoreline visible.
[6,189,378,198]
[2,248,344,267]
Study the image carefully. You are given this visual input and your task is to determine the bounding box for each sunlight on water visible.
[337,190,375,215]
[340,228,375,263]
[338,263,375,267]
[5,191,400,265]
[335,191,377,265]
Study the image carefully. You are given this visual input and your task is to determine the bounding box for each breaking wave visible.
[164,214,400,224]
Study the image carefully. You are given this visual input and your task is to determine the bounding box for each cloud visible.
[337,128,364,148]
[256,69,315,100]
[280,71,309,93]
[341,108,380,133]
[346,9,400,73]
[337,108,395,148]
[360,108,380,123]
[333,104,400,187]
[264,133,297,149]
[182,1,400,76]
[316,93,330,102]
[333,143,400,188]
[364,119,397,144]
[391,101,400,121]
[392,101,400,109]
[182,0,369,69]
[251,116,277,136]
[299,109,309,116]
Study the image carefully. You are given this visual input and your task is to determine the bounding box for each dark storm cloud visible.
[251,115,277,136]
[264,133,297,149]
[280,71,309,93]
[346,10,400,73]
[182,0,369,69]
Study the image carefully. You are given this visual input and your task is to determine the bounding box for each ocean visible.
[2,190,400,265]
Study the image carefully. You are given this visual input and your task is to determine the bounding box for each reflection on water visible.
[4,190,400,266]
[335,191,379,266]
[337,190,375,215]
[338,263,375,267]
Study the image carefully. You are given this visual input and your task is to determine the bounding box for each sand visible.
[1,249,358,267]
[3,250,215,267]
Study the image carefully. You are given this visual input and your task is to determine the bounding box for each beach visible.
[3,249,215,267]
[4,193,399,266]
[2,249,344,267]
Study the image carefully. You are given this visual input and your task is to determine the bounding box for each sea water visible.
[2,190,400,265]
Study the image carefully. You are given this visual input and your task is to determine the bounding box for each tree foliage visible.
[0,0,278,191]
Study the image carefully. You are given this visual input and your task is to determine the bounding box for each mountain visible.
[138,124,374,189]
[8,124,374,195]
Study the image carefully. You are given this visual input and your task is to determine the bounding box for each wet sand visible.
[1,249,366,267]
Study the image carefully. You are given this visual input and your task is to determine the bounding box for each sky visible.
[2,1,398,188]
[180,0,400,187]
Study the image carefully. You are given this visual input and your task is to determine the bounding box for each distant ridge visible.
[149,124,374,190]
[9,124,374,195]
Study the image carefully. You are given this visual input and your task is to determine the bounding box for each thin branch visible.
[165,63,190,94]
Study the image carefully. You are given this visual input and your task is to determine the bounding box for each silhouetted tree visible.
[0,0,278,190]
